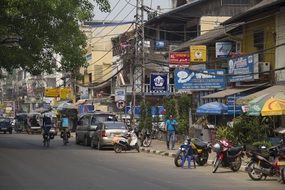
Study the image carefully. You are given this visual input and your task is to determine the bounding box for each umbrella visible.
[247,92,285,116]
[261,98,285,116]
[196,102,228,115]
[57,102,77,111]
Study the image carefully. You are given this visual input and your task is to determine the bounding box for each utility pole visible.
[131,0,145,126]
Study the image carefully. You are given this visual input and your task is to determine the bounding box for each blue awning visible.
[196,102,228,115]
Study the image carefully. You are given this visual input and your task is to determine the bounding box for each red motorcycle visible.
[212,139,244,173]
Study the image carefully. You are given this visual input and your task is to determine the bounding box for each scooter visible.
[112,129,140,153]
[245,144,285,183]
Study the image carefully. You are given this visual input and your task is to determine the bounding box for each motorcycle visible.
[174,137,212,167]
[212,139,244,173]
[60,128,70,146]
[42,125,54,147]
[112,129,140,153]
[245,144,285,183]
[139,128,152,147]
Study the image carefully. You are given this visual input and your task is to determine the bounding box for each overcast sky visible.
[92,0,172,22]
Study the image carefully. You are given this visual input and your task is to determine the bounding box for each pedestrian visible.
[165,114,177,150]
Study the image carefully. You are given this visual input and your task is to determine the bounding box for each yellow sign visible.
[60,88,72,100]
[44,88,59,97]
[190,45,207,62]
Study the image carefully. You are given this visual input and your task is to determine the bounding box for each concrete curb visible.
[139,146,247,172]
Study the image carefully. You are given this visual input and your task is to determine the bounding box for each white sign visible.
[216,42,232,58]
[116,100,125,110]
[79,86,89,99]
[115,88,126,102]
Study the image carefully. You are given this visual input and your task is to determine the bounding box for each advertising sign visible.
[216,42,233,58]
[169,52,190,67]
[44,88,59,97]
[228,54,259,82]
[174,69,225,90]
[150,73,168,92]
[155,41,166,49]
[59,88,72,100]
[79,86,89,99]
[190,45,207,62]
[3,101,15,117]
[115,88,126,102]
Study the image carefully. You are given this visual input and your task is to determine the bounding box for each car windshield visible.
[105,123,127,130]
[91,115,117,125]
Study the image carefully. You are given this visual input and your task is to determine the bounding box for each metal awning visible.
[202,87,255,99]
[236,85,285,105]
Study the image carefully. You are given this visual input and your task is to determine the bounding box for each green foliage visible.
[177,116,188,134]
[163,97,176,119]
[215,115,271,145]
[139,102,152,129]
[0,0,110,75]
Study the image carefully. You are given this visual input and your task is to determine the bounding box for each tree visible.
[0,0,110,75]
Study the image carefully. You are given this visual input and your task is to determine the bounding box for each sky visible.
[92,0,173,22]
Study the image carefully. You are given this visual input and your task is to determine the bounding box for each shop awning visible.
[236,85,285,105]
[202,87,255,99]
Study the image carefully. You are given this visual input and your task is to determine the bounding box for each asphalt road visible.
[0,133,284,190]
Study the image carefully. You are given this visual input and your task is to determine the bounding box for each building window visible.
[253,30,264,61]
[88,73,92,83]
[221,0,249,5]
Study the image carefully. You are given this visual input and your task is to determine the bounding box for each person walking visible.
[165,114,177,150]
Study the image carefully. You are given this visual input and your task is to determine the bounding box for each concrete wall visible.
[275,10,285,82]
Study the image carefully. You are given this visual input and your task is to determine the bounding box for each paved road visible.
[0,134,283,190]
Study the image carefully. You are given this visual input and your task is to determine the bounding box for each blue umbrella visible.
[196,101,228,115]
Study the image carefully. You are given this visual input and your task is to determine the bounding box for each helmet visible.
[184,136,191,145]
[213,143,221,153]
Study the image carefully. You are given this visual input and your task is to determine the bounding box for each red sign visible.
[169,52,190,67]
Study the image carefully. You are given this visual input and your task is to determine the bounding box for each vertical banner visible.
[190,45,207,62]
[150,73,168,92]
[79,86,89,99]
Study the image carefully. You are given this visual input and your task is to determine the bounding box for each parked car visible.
[90,121,128,150]
[75,112,118,146]
[0,117,13,134]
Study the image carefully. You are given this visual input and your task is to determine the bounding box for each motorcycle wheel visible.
[63,133,68,146]
[142,137,151,147]
[114,144,122,153]
[230,156,242,172]
[281,167,285,184]
[196,152,209,166]
[212,158,221,173]
[247,161,263,180]
[174,150,183,167]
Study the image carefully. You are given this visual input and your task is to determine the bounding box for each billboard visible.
[44,88,59,97]
[169,52,190,67]
[228,54,259,82]
[190,45,207,62]
[174,69,225,90]
[150,73,168,92]
[216,42,233,58]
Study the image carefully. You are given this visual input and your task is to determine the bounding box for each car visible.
[75,112,118,146]
[0,117,13,134]
[90,121,129,150]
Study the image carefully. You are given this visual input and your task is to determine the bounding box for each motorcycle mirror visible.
[261,145,267,149]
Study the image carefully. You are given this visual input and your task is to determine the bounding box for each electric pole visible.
[131,0,145,126]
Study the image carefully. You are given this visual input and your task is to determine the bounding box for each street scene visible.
[1,0,285,189]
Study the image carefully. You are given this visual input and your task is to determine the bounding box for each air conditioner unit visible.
[259,62,270,73]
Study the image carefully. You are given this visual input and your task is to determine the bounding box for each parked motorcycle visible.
[174,137,211,167]
[245,144,285,183]
[212,139,244,173]
[112,129,140,153]
[139,128,152,147]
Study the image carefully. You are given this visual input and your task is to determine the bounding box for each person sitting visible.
[42,115,52,140]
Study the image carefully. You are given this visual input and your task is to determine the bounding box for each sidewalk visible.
[140,139,247,170]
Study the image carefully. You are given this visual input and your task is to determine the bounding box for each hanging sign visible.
[150,73,168,92]
[190,45,207,62]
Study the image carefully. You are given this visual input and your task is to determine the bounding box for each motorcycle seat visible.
[228,146,243,156]
[193,141,207,149]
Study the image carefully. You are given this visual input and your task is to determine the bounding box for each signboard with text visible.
[115,88,126,102]
[169,52,190,67]
[150,73,168,92]
[216,42,233,58]
[190,45,207,62]
[174,69,225,90]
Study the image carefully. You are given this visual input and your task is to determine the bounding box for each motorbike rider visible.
[60,115,70,143]
[42,114,52,141]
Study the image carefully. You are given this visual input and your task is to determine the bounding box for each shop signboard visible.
[216,42,233,58]
[79,86,89,99]
[115,88,126,102]
[44,88,59,97]
[174,69,225,90]
[190,45,207,62]
[150,73,168,92]
[59,88,72,100]
[228,54,259,82]
[169,52,190,67]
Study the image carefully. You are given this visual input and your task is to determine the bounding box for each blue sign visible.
[155,41,166,49]
[227,96,242,116]
[125,106,141,115]
[228,54,258,82]
[151,106,165,116]
[150,73,168,91]
[174,69,225,90]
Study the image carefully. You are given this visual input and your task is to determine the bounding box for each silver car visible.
[90,121,128,150]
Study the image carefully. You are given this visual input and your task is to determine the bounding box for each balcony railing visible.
[124,84,175,96]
